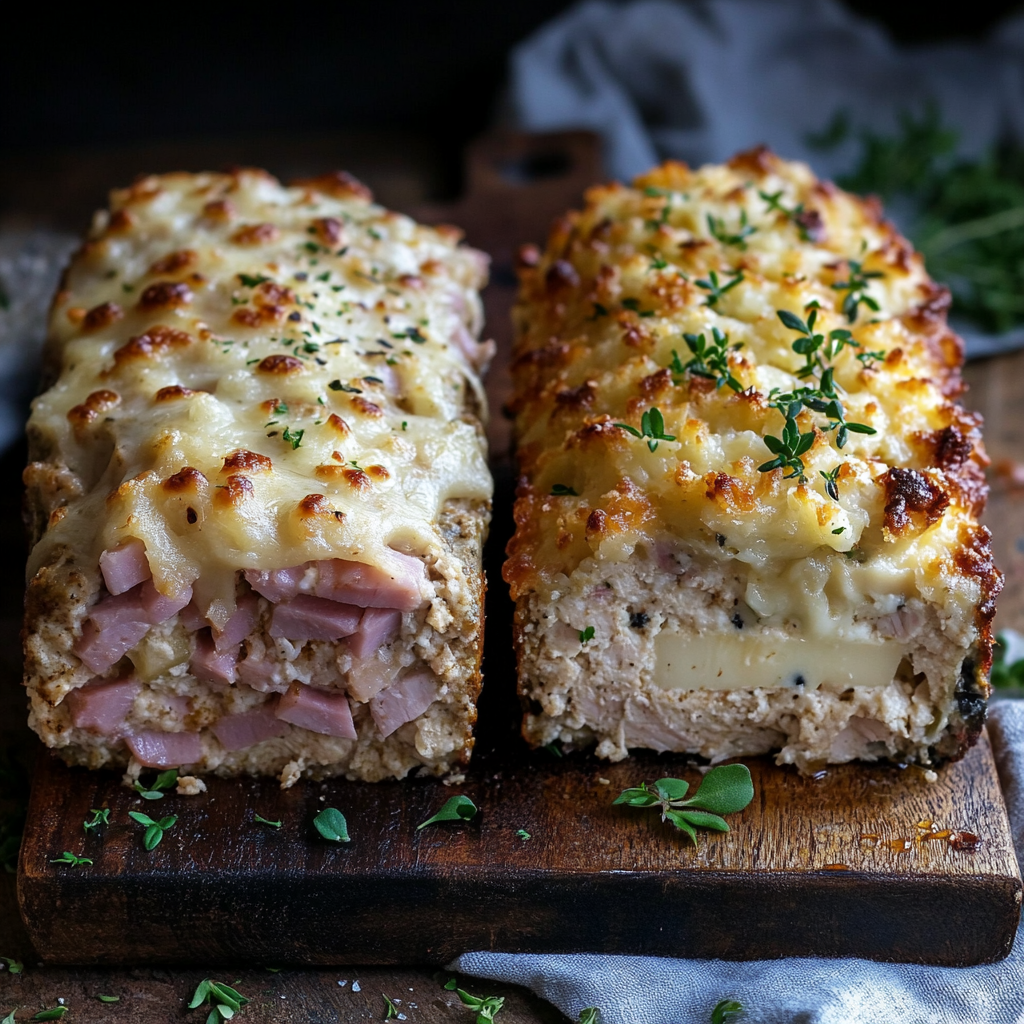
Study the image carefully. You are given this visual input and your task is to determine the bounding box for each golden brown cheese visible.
[505,149,1000,768]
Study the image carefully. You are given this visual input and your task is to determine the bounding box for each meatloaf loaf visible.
[504,148,1001,771]
[24,168,493,785]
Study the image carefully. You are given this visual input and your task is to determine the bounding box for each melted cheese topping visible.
[27,170,492,620]
[506,151,992,646]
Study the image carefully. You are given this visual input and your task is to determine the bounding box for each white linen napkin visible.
[506,0,1024,359]
[454,701,1024,1024]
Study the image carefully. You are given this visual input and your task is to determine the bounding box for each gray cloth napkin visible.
[454,702,1024,1024]
[506,0,1024,360]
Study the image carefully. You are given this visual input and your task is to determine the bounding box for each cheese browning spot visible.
[349,396,383,417]
[148,250,197,276]
[231,223,280,246]
[216,474,255,506]
[112,326,194,368]
[257,355,304,374]
[325,414,350,438]
[154,385,198,402]
[67,389,121,427]
[162,467,208,493]
[81,302,123,333]
[139,282,193,310]
[222,450,273,474]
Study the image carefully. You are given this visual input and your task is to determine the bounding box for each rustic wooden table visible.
[1,130,1023,1022]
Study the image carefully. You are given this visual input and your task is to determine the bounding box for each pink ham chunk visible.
[212,702,289,751]
[178,602,207,631]
[99,539,151,596]
[126,729,203,768]
[370,669,441,738]
[275,682,356,738]
[245,551,427,611]
[76,581,194,674]
[348,607,401,659]
[191,630,238,686]
[213,593,260,651]
[66,676,140,734]
[236,653,286,693]
[269,595,361,641]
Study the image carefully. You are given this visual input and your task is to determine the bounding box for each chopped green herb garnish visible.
[32,1009,68,1021]
[551,484,578,496]
[820,465,842,502]
[649,255,668,271]
[856,349,887,369]
[614,406,676,452]
[578,626,595,644]
[329,379,362,393]
[707,210,757,249]
[671,327,743,392]
[134,768,178,800]
[516,829,531,841]
[127,811,177,851]
[832,526,846,535]
[543,742,563,758]
[97,995,120,1003]
[444,979,504,1024]
[254,814,282,828]
[50,850,93,867]
[417,795,478,830]
[189,979,250,1023]
[694,269,744,307]
[237,273,270,288]
[83,807,111,832]
[588,302,608,320]
[614,764,754,845]
[282,426,304,450]
[831,260,883,323]
[759,189,815,240]
[711,999,745,1024]
[1,957,23,974]
[758,406,816,481]
[383,993,400,1019]
[313,807,350,843]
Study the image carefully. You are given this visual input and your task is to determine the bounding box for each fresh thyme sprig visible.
[820,465,842,501]
[856,349,886,369]
[614,764,754,844]
[383,993,400,1020]
[670,327,744,392]
[758,408,816,481]
[444,979,504,1024]
[695,269,744,307]
[417,795,478,830]
[1,957,23,974]
[134,768,178,800]
[614,407,676,452]
[707,210,757,250]
[831,260,883,323]
[759,189,815,241]
[188,979,250,1023]
[128,811,177,850]
[776,307,857,379]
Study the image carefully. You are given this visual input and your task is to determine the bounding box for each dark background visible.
[2,0,1021,201]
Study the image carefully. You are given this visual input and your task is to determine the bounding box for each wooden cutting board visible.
[16,132,1024,967]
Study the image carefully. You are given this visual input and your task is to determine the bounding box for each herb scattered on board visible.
[516,829,532,841]
[83,808,111,832]
[134,768,178,800]
[444,979,504,1024]
[97,994,120,1003]
[50,850,93,867]
[614,764,754,844]
[32,1009,68,1021]
[382,993,402,1019]
[614,406,676,452]
[313,807,350,843]
[695,269,744,307]
[417,795,478,830]
[189,979,250,1023]
[254,813,282,829]
[0,1012,11,1024]
[128,811,178,851]
[671,327,744,392]
[578,1010,600,1024]
[578,626,596,644]
[810,104,1024,332]
[1,957,23,974]
[711,999,745,1024]
[831,260,883,323]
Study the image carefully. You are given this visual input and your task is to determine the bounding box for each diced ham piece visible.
[99,539,151,596]
[76,581,194,674]
[179,602,207,631]
[212,702,289,751]
[126,729,203,768]
[315,552,427,610]
[346,652,401,703]
[348,607,401,659]
[190,629,238,685]
[75,619,151,675]
[236,653,286,693]
[65,677,140,734]
[242,564,307,603]
[245,552,427,611]
[213,593,260,651]
[269,595,361,641]
[275,682,356,738]
[370,669,440,738]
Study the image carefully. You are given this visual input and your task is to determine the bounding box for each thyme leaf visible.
[313,807,350,843]
[83,808,111,832]
[127,811,177,851]
[578,625,596,644]
[707,210,757,250]
[671,327,743,392]
[694,269,744,307]
[711,999,745,1024]
[831,260,884,323]
[417,795,478,830]
[134,768,178,800]
[50,851,93,867]
[614,406,676,452]
[444,979,505,1024]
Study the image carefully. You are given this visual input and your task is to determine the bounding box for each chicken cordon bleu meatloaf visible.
[24,168,493,786]
[504,148,1001,772]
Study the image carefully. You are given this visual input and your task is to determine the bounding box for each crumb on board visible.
[176,775,207,796]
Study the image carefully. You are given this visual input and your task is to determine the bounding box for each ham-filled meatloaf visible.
[24,168,493,786]
[504,149,1001,772]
